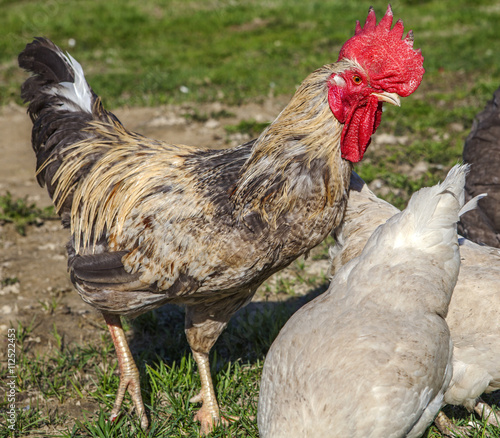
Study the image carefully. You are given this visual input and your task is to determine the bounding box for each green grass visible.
[0,192,56,236]
[0,302,300,437]
[2,0,499,109]
[1,289,499,437]
[1,277,19,287]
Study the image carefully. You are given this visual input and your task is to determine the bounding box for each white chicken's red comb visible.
[338,5,425,97]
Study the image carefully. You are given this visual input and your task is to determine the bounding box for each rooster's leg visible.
[103,312,148,429]
[189,348,229,434]
[185,302,242,435]
[474,399,499,427]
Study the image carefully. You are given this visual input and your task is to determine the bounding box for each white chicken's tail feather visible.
[329,166,484,278]
[366,165,470,255]
[459,193,487,217]
[383,164,472,252]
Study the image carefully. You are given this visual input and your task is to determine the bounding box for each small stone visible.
[369,179,384,190]
[449,123,464,132]
[1,305,13,314]
[204,119,219,129]
[409,161,429,178]
[373,133,408,145]
[0,283,20,295]
[38,243,57,251]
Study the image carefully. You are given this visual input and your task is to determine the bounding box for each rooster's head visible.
[329,4,425,162]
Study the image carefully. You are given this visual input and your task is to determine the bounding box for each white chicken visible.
[258,165,474,438]
[330,171,500,435]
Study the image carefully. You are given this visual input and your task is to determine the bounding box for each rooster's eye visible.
[352,75,362,84]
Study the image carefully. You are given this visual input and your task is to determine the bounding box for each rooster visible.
[258,165,478,438]
[330,171,500,436]
[18,5,424,433]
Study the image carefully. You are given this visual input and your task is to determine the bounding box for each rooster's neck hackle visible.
[233,63,351,222]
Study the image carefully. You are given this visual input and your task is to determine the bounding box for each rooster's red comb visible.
[338,5,424,97]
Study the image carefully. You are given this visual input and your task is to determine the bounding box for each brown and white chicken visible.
[258,165,475,438]
[18,5,424,433]
[330,171,500,436]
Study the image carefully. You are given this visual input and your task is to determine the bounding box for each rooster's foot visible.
[109,372,148,429]
[103,312,148,430]
[192,401,229,435]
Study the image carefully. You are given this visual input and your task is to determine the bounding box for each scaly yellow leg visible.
[103,312,148,429]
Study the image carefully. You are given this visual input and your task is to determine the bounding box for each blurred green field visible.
[2,0,499,107]
[1,1,499,437]
[2,0,499,205]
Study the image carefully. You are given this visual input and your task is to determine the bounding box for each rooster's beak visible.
[372,91,401,107]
